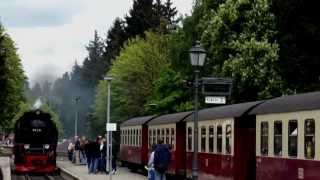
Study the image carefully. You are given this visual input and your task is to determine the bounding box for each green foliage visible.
[146,68,193,114]
[201,0,286,101]
[91,32,169,133]
[271,0,320,92]
[0,23,26,131]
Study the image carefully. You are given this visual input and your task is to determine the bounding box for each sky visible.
[0,0,193,86]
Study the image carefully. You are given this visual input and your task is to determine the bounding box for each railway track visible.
[11,174,65,180]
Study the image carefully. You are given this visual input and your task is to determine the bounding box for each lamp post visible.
[75,96,80,138]
[189,41,206,180]
[104,76,113,178]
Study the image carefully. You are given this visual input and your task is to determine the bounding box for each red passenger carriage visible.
[184,101,262,180]
[252,92,320,180]
[120,115,156,169]
[120,91,320,180]
[146,111,193,178]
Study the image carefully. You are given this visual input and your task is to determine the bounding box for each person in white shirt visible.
[148,144,157,180]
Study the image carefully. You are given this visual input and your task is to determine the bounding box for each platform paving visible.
[57,160,146,180]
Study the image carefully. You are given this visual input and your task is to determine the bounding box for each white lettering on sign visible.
[106,123,117,131]
[205,96,226,104]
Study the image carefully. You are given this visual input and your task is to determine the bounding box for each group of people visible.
[148,140,172,180]
[67,135,116,174]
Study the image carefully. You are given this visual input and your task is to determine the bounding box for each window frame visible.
[274,121,283,156]
[225,124,232,154]
[288,120,298,157]
[187,126,193,151]
[260,122,269,156]
[304,119,315,159]
[200,126,207,152]
[208,125,214,153]
[171,128,175,149]
[217,125,222,153]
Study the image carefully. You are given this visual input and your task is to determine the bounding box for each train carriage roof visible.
[250,91,320,115]
[185,101,263,122]
[148,111,193,125]
[121,115,157,127]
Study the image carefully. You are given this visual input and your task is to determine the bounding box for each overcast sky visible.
[0,0,193,86]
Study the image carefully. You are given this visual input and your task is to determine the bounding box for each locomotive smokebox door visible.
[201,77,232,96]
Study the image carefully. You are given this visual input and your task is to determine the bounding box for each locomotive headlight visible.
[24,144,30,149]
[44,144,50,149]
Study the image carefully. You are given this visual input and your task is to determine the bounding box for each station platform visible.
[57,160,146,180]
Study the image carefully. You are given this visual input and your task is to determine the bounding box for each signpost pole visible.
[104,76,113,179]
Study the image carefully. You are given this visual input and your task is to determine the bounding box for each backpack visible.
[153,144,171,174]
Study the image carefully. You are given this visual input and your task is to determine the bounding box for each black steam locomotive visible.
[14,109,58,173]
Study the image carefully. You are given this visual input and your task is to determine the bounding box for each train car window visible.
[226,125,232,154]
[171,128,175,149]
[131,129,133,146]
[274,121,282,156]
[166,128,170,144]
[138,129,140,146]
[149,130,152,147]
[162,129,165,142]
[127,130,129,145]
[157,129,161,143]
[153,129,157,145]
[188,127,193,151]
[121,130,123,144]
[305,119,315,159]
[217,126,222,153]
[288,120,298,157]
[201,126,207,152]
[136,129,139,146]
[209,126,214,153]
[261,122,268,155]
[132,129,135,146]
[128,130,130,145]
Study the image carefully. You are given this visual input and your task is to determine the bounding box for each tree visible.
[81,30,105,88]
[0,23,26,131]
[146,68,193,114]
[91,32,169,134]
[201,0,287,102]
[125,0,155,38]
[271,0,320,92]
[104,18,127,65]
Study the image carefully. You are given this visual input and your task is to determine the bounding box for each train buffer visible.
[57,160,146,180]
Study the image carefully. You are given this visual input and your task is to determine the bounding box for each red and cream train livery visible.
[120,91,320,180]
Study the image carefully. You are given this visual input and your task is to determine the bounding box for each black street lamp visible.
[189,41,206,180]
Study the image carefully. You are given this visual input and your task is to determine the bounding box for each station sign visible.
[106,123,117,131]
[202,77,232,96]
[205,96,226,104]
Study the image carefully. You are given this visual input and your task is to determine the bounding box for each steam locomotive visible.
[14,109,58,173]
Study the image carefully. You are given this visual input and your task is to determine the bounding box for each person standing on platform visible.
[99,137,107,173]
[84,139,92,172]
[74,136,81,164]
[89,136,100,173]
[153,140,171,180]
[67,140,74,161]
[147,144,157,180]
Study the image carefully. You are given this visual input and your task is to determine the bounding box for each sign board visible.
[202,77,232,96]
[106,123,117,131]
[205,96,226,104]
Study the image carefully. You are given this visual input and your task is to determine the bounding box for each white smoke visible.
[33,98,42,109]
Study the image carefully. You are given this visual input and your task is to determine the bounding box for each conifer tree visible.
[0,23,26,131]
